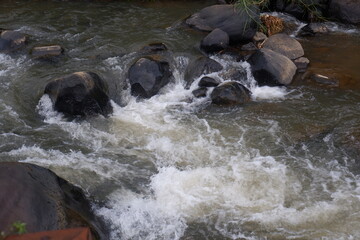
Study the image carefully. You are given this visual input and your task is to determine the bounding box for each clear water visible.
[1,1,360,240]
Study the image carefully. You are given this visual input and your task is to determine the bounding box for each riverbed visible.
[1,1,360,239]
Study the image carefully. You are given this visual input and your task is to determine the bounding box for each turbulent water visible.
[1,1,360,240]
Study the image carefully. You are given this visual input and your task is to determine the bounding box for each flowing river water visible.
[1,1,360,239]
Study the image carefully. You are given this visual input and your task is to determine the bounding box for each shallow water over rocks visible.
[1,1,360,240]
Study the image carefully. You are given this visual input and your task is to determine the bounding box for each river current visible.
[1,1,360,240]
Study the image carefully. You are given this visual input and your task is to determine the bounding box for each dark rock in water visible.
[298,23,329,36]
[241,42,258,51]
[198,76,220,87]
[248,48,297,86]
[140,42,168,53]
[31,45,64,59]
[128,56,173,99]
[192,87,208,98]
[310,73,339,87]
[0,30,26,52]
[200,28,229,54]
[185,4,259,44]
[44,72,113,117]
[263,33,304,60]
[0,162,108,239]
[294,57,310,72]
[220,67,248,82]
[211,81,251,105]
[185,56,223,89]
[329,0,360,25]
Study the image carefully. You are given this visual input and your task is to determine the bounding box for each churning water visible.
[1,1,360,239]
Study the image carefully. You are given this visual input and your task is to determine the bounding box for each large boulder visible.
[0,30,26,52]
[211,81,251,105]
[186,4,259,44]
[44,72,113,117]
[248,48,297,86]
[328,0,360,25]
[262,33,304,60]
[128,56,173,99]
[0,162,108,239]
[200,28,229,54]
[185,56,223,89]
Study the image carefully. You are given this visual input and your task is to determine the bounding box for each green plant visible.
[11,221,27,235]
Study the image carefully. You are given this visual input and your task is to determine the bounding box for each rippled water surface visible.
[1,1,360,239]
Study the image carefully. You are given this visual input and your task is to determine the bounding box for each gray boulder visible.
[186,4,259,43]
[248,48,297,86]
[44,72,113,117]
[128,56,173,99]
[263,33,304,60]
[185,56,223,89]
[0,30,26,52]
[211,81,251,105]
[200,28,229,53]
[0,162,108,239]
[329,0,360,25]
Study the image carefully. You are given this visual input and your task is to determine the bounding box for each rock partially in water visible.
[185,56,223,89]
[263,33,304,60]
[329,0,360,25]
[128,56,173,99]
[192,87,208,98]
[294,57,310,72]
[0,30,26,52]
[200,28,229,54]
[298,23,329,36]
[310,73,339,87]
[185,4,259,44]
[211,81,251,105]
[44,72,113,117]
[140,42,168,54]
[198,76,220,88]
[0,162,108,239]
[31,45,64,60]
[248,48,297,86]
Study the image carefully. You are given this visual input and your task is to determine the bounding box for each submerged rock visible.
[263,33,304,60]
[192,87,208,98]
[211,81,251,105]
[186,4,259,44]
[44,72,113,117]
[310,73,339,87]
[31,45,64,59]
[298,23,329,36]
[185,56,223,89]
[248,48,297,86]
[329,0,360,25]
[200,28,229,54]
[128,56,173,99]
[0,30,26,52]
[0,162,108,239]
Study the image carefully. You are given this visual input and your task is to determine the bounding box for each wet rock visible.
[263,33,304,60]
[185,56,223,89]
[248,48,297,86]
[241,42,258,51]
[31,45,64,59]
[200,28,229,54]
[128,56,173,99]
[198,76,220,87]
[140,42,168,53]
[294,57,310,72]
[0,30,26,52]
[192,87,208,98]
[220,67,248,82]
[186,4,259,44]
[44,72,113,117]
[310,73,339,87]
[253,31,267,48]
[298,23,329,36]
[211,81,251,105]
[0,162,107,239]
[329,0,360,25]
